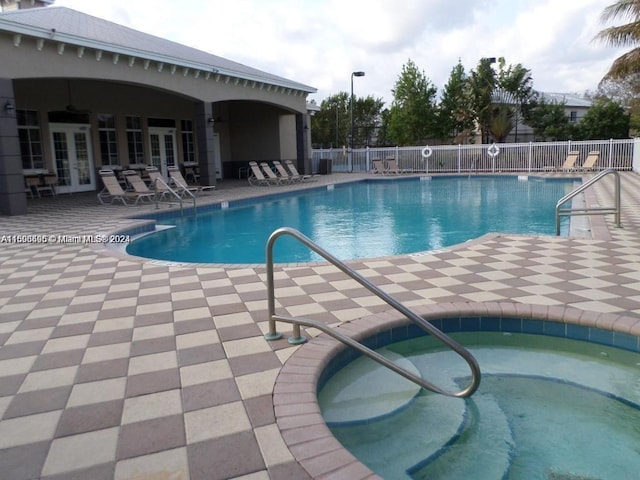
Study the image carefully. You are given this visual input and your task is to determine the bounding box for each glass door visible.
[50,124,96,193]
[148,128,177,177]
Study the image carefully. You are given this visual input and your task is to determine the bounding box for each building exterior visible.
[504,92,593,143]
[0,0,316,215]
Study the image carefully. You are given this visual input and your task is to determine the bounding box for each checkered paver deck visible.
[1,172,640,479]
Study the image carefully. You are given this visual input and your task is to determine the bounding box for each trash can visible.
[319,158,332,175]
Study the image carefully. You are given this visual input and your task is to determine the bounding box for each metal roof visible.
[539,92,592,108]
[0,6,316,94]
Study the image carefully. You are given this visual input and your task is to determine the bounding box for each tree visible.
[496,60,537,141]
[595,0,640,80]
[468,57,497,144]
[586,75,640,135]
[387,59,438,145]
[310,92,349,148]
[574,98,630,139]
[526,97,574,141]
[438,61,475,142]
[352,95,385,147]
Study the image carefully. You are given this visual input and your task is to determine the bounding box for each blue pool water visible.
[127,176,577,264]
[319,332,640,479]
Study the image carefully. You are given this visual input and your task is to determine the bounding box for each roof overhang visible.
[0,13,317,96]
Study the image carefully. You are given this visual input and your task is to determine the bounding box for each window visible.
[98,114,118,165]
[126,116,144,164]
[181,119,195,163]
[17,109,44,169]
[569,111,578,123]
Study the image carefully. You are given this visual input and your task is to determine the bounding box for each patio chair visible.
[579,151,600,172]
[386,158,412,174]
[560,151,580,172]
[371,159,387,174]
[284,160,317,182]
[146,167,174,199]
[168,166,212,196]
[97,169,151,205]
[247,162,278,186]
[273,161,296,182]
[260,162,288,184]
[123,170,154,202]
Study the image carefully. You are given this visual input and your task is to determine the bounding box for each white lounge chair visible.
[260,162,288,184]
[284,160,317,182]
[248,161,279,186]
[98,169,153,205]
[168,166,215,196]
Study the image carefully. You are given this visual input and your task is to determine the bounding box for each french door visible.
[149,128,177,177]
[50,124,96,193]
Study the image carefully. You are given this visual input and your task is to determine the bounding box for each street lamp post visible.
[350,71,365,172]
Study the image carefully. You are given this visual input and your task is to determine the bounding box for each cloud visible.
[52,0,629,105]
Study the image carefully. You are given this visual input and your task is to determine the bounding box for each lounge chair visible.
[579,151,600,172]
[284,160,317,182]
[168,166,215,196]
[98,169,153,205]
[273,161,296,182]
[146,167,174,200]
[371,159,387,174]
[560,151,580,172]
[260,162,288,184]
[123,170,154,202]
[248,161,279,186]
[386,158,412,174]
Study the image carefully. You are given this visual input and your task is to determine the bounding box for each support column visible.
[0,78,27,216]
[194,101,217,187]
[295,113,311,174]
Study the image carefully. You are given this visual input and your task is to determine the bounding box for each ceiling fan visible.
[65,80,91,114]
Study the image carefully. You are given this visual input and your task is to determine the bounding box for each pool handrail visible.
[555,168,621,235]
[152,175,196,214]
[264,227,481,398]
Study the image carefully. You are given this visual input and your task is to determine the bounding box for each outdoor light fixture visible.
[350,71,365,172]
[4,101,15,115]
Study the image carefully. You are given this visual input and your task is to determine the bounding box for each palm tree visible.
[595,0,640,79]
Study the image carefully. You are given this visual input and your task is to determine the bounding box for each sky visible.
[52,0,627,106]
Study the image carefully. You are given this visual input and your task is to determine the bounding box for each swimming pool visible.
[318,330,640,479]
[127,176,578,264]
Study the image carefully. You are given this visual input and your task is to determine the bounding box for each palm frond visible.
[595,22,640,46]
[603,47,640,79]
[600,0,640,23]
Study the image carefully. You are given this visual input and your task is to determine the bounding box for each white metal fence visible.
[311,139,636,174]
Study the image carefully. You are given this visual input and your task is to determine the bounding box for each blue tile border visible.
[318,316,640,393]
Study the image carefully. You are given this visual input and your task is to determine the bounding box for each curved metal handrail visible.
[264,227,481,398]
[153,177,196,214]
[555,169,621,235]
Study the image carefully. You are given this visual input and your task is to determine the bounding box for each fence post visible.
[608,139,613,169]
[528,142,533,172]
[458,144,461,173]
[366,146,370,172]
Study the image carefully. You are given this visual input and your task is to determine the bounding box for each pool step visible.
[319,348,423,425]
[331,392,467,480]
[408,391,514,480]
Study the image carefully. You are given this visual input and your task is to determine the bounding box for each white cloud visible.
[53,0,628,104]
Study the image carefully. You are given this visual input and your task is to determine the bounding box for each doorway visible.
[49,123,96,193]
[149,127,177,177]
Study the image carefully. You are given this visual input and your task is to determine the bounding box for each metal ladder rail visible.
[264,227,481,398]
[555,169,621,235]
[153,177,196,214]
